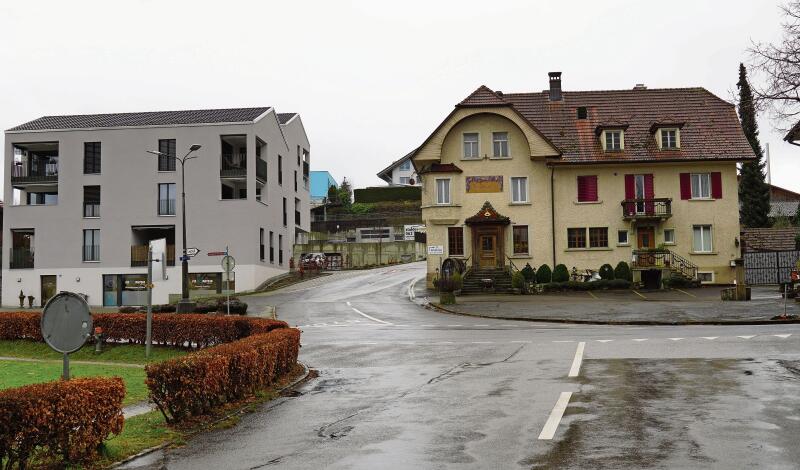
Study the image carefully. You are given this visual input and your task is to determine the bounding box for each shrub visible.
[599,263,615,280]
[553,264,570,283]
[353,186,421,203]
[662,275,699,288]
[0,312,287,348]
[521,263,536,282]
[512,271,525,289]
[536,264,552,284]
[146,328,300,423]
[614,261,632,281]
[0,377,124,467]
[541,279,631,292]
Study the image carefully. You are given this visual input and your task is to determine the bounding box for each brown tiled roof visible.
[465,201,511,225]
[418,163,463,174]
[486,87,757,164]
[457,86,509,107]
[741,227,800,252]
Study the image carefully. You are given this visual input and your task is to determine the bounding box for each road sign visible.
[180,255,190,262]
[427,245,444,255]
[41,292,92,380]
[207,251,226,256]
[186,247,201,257]
[222,255,236,272]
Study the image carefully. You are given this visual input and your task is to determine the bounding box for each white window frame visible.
[435,178,451,205]
[617,230,629,246]
[660,128,679,149]
[663,228,675,245]
[398,176,411,185]
[692,225,713,253]
[603,130,623,151]
[399,160,411,171]
[510,176,529,204]
[690,173,712,200]
[492,132,509,158]
[697,271,715,284]
[463,133,480,159]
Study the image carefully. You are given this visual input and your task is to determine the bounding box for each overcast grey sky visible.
[2,0,798,192]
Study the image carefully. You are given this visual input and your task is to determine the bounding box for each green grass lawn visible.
[0,339,187,364]
[0,360,148,406]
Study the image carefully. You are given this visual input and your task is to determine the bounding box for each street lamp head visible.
[189,144,202,151]
[146,150,167,157]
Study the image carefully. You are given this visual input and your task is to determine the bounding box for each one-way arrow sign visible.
[185,247,201,257]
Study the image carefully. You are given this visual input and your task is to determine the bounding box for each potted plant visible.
[27,295,35,309]
[18,290,25,309]
[434,277,457,305]
[511,271,525,294]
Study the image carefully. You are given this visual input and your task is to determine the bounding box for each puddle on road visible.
[525,359,800,469]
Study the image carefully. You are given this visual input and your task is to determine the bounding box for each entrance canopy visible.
[465,201,510,226]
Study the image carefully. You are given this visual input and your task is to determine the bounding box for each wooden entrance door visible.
[479,234,497,268]
[637,227,655,249]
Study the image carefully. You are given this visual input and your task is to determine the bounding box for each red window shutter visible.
[711,172,722,199]
[586,175,598,201]
[624,174,635,199]
[644,174,654,199]
[577,176,587,202]
[679,173,691,200]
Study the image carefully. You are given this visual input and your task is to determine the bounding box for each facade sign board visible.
[427,245,444,255]
[404,224,426,241]
[466,176,503,193]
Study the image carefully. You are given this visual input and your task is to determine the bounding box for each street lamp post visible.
[147,144,202,313]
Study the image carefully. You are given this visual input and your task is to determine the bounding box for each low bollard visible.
[93,327,105,353]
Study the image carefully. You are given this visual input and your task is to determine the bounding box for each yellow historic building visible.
[412,73,756,289]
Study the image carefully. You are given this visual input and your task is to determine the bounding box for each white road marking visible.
[568,342,586,378]
[471,341,494,344]
[701,337,719,340]
[553,340,575,343]
[361,342,378,345]
[447,324,462,327]
[407,279,416,301]
[475,324,490,327]
[349,306,393,325]
[421,324,435,327]
[774,334,792,339]
[538,392,573,440]
[596,339,614,343]
[346,301,351,306]
[632,338,648,342]
[511,340,532,343]
[668,338,684,341]
[434,341,454,344]
[737,335,756,339]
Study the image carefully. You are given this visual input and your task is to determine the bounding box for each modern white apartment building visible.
[3,107,310,306]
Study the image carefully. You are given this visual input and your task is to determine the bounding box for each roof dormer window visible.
[603,130,623,151]
[659,128,680,149]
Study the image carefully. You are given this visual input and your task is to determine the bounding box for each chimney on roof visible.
[548,72,563,101]
[633,83,647,90]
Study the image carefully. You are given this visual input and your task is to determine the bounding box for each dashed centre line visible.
[539,392,573,440]
[568,342,586,377]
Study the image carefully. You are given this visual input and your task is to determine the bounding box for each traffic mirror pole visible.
[146,246,153,358]
[226,246,230,316]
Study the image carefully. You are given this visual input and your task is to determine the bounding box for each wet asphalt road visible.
[122,262,800,469]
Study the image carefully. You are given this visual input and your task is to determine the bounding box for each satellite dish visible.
[41,292,92,354]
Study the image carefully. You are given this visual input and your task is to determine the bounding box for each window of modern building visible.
[448,227,464,256]
[158,139,176,171]
[436,178,451,205]
[269,231,274,263]
[589,227,608,248]
[660,129,678,149]
[278,234,284,265]
[294,170,298,192]
[83,229,100,262]
[260,228,265,261]
[664,228,675,244]
[84,142,101,174]
[83,185,100,218]
[463,133,479,159]
[692,225,713,253]
[278,155,283,185]
[282,197,288,226]
[399,160,411,171]
[568,228,586,248]
[27,192,58,205]
[399,176,411,185]
[510,177,528,203]
[604,131,622,151]
[295,198,301,226]
[513,225,529,254]
[158,183,176,215]
[577,175,598,202]
[297,145,301,166]
[493,132,509,157]
[617,230,629,245]
[690,173,711,199]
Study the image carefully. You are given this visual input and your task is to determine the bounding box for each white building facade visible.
[3,107,310,306]
[377,151,420,186]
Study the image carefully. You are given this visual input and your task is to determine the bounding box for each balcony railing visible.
[220,153,247,178]
[256,158,267,182]
[11,161,59,184]
[10,248,34,269]
[83,203,100,218]
[621,198,672,220]
[158,199,176,216]
[131,244,176,267]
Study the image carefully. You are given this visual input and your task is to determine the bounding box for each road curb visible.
[428,302,800,326]
[110,361,313,468]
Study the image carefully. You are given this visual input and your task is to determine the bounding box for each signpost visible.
[186,247,201,257]
[221,249,235,316]
[41,292,92,380]
[427,245,444,255]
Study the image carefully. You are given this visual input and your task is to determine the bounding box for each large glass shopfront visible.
[103,274,148,306]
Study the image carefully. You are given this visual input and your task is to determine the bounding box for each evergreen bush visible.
[553,264,570,283]
[614,261,632,281]
[599,263,615,280]
[536,264,552,283]
[521,263,536,281]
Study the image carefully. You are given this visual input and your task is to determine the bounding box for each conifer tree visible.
[737,63,771,228]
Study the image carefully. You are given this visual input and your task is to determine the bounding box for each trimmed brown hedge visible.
[0,377,124,467]
[0,312,287,348]
[146,328,300,423]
